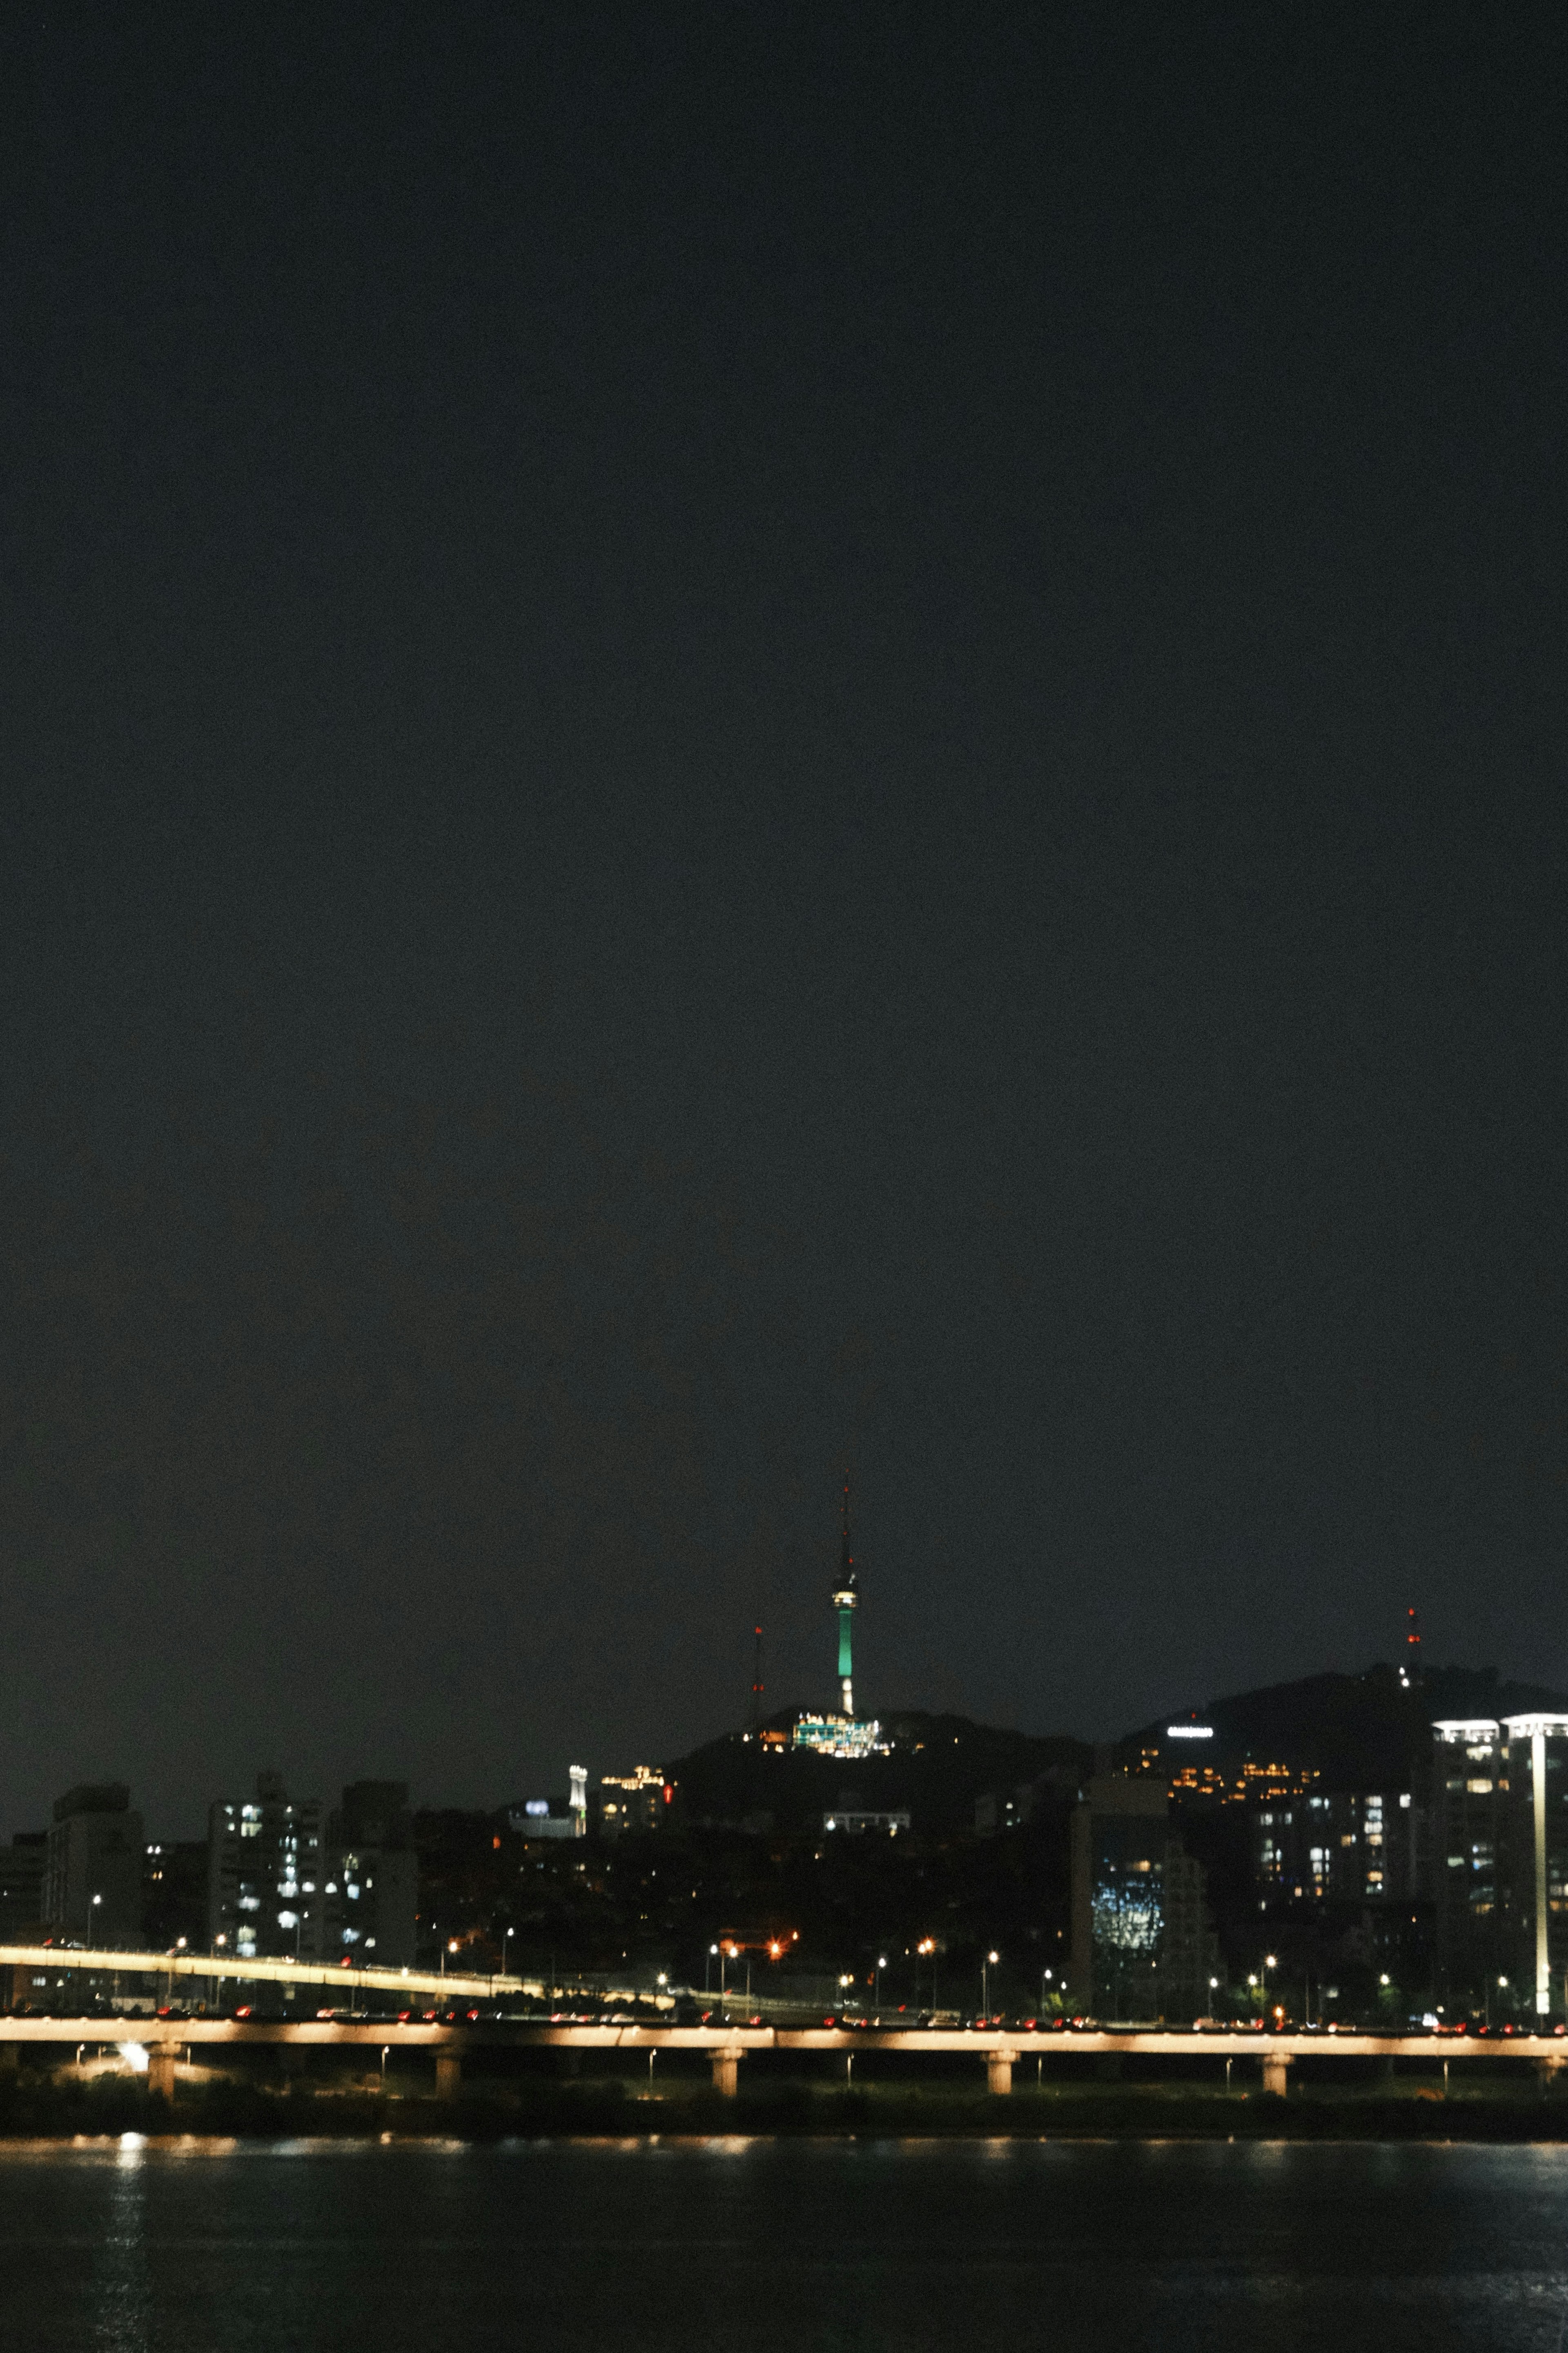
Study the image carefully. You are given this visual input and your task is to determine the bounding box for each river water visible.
[2,2134,1567,2349]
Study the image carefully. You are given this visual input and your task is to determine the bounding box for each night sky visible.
[2,4,1564,1836]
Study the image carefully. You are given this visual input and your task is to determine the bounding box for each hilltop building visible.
[599,1765,667,1836]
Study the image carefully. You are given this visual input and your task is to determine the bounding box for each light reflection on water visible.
[0,2137,1565,2351]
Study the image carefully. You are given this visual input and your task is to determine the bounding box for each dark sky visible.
[2,3,1565,1836]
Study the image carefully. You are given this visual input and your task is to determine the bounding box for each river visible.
[2,2134,1566,2349]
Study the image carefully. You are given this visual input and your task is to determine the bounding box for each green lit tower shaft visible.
[832,1484,858,1717]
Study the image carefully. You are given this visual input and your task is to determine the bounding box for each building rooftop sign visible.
[1166,1724,1214,1740]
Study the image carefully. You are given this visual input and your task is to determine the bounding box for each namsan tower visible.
[790,1483,887,1758]
[833,1481,858,1717]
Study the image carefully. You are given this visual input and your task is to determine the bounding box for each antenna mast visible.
[749,1624,764,1730]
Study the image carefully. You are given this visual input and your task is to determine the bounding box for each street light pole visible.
[87,1893,102,1951]
[983,1949,998,2018]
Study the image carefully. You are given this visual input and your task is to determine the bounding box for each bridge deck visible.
[0,2016,1550,2061]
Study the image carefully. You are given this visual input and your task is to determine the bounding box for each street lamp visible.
[983,1950,999,2018]
[917,1937,936,2012]
[875,1956,887,2011]
[87,1893,102,1951]
[500,1926,515,1978]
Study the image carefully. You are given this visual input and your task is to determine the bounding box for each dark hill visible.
[667,1711,1091,1837]
[1125,1662,1568,1792]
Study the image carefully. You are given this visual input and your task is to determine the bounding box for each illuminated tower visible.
[833,1483,858,1717]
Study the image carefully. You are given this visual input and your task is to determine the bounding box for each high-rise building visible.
[43,1784,144,1945]
[1432,1714,1568,2018]
[143,1840,209,1951]
[1071,1775,1163,2018]
[1252,1786,1424,1903]
[0,1833,47,1940]
[1497,1713,1568,2018]
[1433,1718,1506,2010]
[207,1773,325,1962]
[321,1782,417,1967]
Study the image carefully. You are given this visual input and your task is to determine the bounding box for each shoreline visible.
[8,2077,1568,2143]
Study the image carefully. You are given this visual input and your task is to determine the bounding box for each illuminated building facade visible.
[1497,1715,1568,2016]
[792,1713,890,1760]
[321,1781,416,1967]
[599,1765,667,1836]
[1252,1787,1421,1902]
[207,1773,325,1962]
[1070,1774,1218,2021]
[509,1767,590,1842]
[1432,1715,1568,2017]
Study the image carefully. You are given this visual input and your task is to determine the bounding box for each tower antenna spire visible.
[749,1625,764,1731]
[1401,1606,1423,1689]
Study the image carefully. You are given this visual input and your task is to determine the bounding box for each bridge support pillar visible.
[435,2052,462,2102]
[711,2046,742,2098]
[987,2049,1015,2096]
[148,2043,180,2100]
[1261,2052,1291,2099]
[1536,2056,1567,2097]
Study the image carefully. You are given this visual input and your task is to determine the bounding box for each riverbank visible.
[9,2072,1568,2140]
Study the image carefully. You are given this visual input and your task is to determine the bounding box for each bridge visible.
[1,1947,1559,2101]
